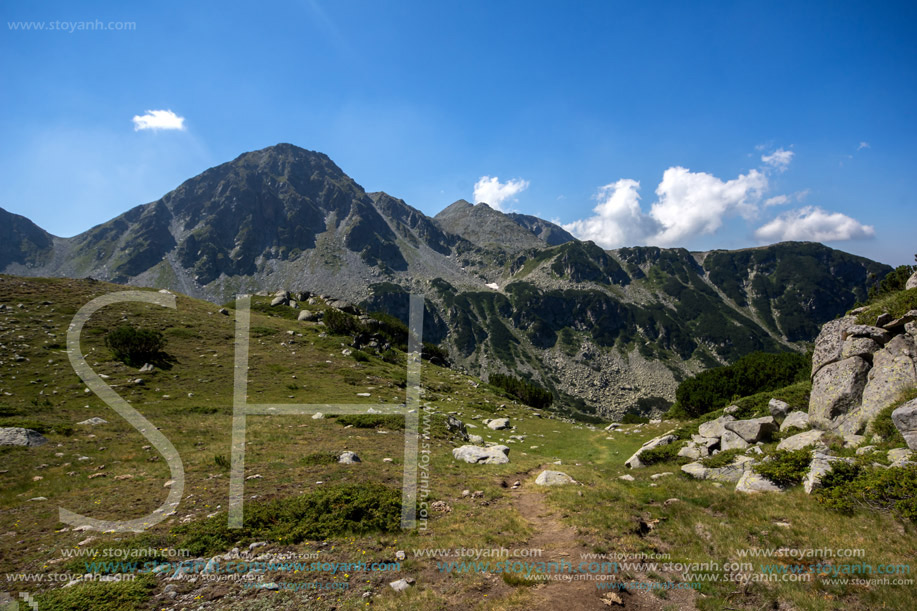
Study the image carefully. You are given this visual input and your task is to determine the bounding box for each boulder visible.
[77,417,108,426]
[535,470,576,486]
[452,445,510,464]
[840,337,882,360]
[720,430,749,451]
[0,427,48,447]
[804,446,851,494]
[468,434,484,444]
[852,335,917,434]
[725,417,778,443]
[888,448,913,466]
[735,471,782,493]
[723,405,740,415]
[907,271,917,290]
[892,398,917,451]
[777,429,824,451]
[843,434,866,448]
[842,325,891,344]
[691,435,720,452]
[678,443,707,460]
[270,295,288,307]
[811,316,857,376]
[338,451,361,464]
[298,310,320,322]
[698,415,735,439]
[768,399,791,418]
[139,363,154,373]
[681,456,754,483]
[882,310,917,331]
[486,418,511,430]
[808,356,870,430]
[780,411,810,432]
[625,433,677,469]
[445,415,469,441]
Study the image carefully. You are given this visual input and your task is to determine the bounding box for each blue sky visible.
[1,0,914,265]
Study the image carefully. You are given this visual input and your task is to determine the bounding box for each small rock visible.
[535,470,575,486]
[338,451,361,464]
[389,578,413,592]
[139,363,154,373]
[618,474,635,481]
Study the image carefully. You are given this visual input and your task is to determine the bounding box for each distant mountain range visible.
[0,143,891,418]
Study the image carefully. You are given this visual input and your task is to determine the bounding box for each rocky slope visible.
[0,143,892,418]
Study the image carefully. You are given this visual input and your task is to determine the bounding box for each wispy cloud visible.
[857,141,870,151]
[132,109,186,131]
[761,147,794,172]
[473,176,530,211]
[754,206,875,242]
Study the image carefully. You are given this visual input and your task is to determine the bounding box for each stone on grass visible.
[535,470,575,486]
[452,445,510,465]
[777,430,825,452]
[698,415,735,439]
[486,418,510,430]
[725,416,777,443]
[0,427,47,447]
[338,451,361,464]
[780,411,810,432]
[735,471,782,493]
[891,398,917,451]
[768,399,791,418]
[720,430,749,451]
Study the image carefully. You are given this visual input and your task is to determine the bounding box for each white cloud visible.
[761,148,794,172]
[857,141,870,151]
[754,206,875,242]
[562,179,661,247]
[764,195,789,207]
[562,167,768,248]
[764,189,809,207]
[650,167,767,245]
[472,176,529,211]
[132,109,186,131]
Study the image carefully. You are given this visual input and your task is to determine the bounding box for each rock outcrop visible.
[809,310,917,434]
[453,445,510,464]
[892,398,917,451]
[0,427,47,447]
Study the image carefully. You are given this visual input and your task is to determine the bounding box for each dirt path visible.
[502,466,698,611]
[501,466,622,610]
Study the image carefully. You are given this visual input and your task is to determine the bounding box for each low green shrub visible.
[816,463,917,523]
[300,452,339,465]
[639,442,687,466]
[753,448,812,487]
[104,325,166,367]
[701,449,744,468]
[36,575,156,611]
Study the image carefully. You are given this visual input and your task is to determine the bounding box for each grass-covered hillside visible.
[0,275,914,611]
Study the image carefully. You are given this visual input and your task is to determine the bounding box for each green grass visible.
[854,287,917,324]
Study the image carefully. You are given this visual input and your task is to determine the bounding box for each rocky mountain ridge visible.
[0,143,893,418]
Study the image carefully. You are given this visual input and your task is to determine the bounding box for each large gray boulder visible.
[720,430,749,451]
[892,398,917,451]
[777,429,824,451]
[852,335,917,434]
[907,271,917,290]
[698,415,735,439]
[811,316,857,376]
[725,417,778,443]
[678,443,708,460]
[804,446,851,494]
[780,411,810,432]
[735,471,782,493]
[452,445,510,464]
[842,325,891,344]
[809,356,870,429]
[840,337,882,360]
[768,399,791,418]
[681,456,755,483]
[625,433,676,469]
[0,427,47,447]
[486,418,511,430]
[535,470,576,486]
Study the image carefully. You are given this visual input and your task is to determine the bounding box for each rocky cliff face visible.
[809,294,917,434]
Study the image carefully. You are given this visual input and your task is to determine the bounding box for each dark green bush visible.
[104,325,166,367]
[867,264,916,301]
[37,575,156,611]
[638,442,687,465]
[675,351,810,417]
[333,414,404,429]
[753,448,812,487]
[300,452,340,465]
[816,463,917,523]
[323,308,361,336]
[621,412,650,424]
[489,373,553,409]
[174,483,403,556]
[701,449,744,468]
